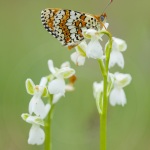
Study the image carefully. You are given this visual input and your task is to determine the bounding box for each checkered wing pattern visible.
[41,8,101,49]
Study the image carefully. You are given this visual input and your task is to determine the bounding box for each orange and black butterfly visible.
[41,1,112,49]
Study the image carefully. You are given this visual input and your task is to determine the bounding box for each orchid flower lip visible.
[71,41,87,66]
[86,38,103,59]
[28,124,45,145]
[109,37,127,69]
[109,72,132,106]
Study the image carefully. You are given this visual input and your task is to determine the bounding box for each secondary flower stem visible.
[45,95,54,150]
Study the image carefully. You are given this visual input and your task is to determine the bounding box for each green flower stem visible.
[44,95,55,150]
[100,31,113,73]
[100,74,108,150]
[98,31,112,150]
[98,59,105,76]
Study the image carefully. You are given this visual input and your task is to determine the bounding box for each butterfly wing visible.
[41,8,61,37]
[41,8,100,49]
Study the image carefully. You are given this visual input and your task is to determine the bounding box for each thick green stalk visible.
[98,31,112,150]
[44,95,54,150]
[98,59,108,150]
[100,75,108,150]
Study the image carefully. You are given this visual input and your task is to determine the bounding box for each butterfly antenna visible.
[102,0,113,14]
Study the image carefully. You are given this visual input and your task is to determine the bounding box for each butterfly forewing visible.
[41,8,101,49]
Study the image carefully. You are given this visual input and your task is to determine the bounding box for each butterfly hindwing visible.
[41,8,100,49]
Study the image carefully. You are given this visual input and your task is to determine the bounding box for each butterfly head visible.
[100,13,107,23]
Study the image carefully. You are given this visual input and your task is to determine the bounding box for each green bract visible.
[77,45,86,57]
[21,113,29,121]
[26,79,35,95]
[34,117,45,126]
[42,87,48,97]
[21,113,44,126]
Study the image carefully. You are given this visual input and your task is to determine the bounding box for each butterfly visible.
[41,8,107,49]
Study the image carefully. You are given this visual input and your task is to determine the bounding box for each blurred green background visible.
[0,0,150,150]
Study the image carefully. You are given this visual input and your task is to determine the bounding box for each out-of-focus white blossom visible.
[109,72,132,106]
[21,114,45,145]
[109,37,127,68]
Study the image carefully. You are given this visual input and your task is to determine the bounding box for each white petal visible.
[28,124,45,145]
[32,78,48,97]
[53,93,64,104]
[70,52,86,66]
[29,95,50,119]
[65,84,75,91]
[48,60,56,74]
[39,77,47,87]
[25,115,44,126]
[112,37,127,52]
[114,72,132,88]
[61,61,70,68]
[103,23,109,30]
[48,78,65,95]
[56,67,75,78]
[109,51,124,68]
[76,40,87,54]
[83,29,98,38]
[24,115,34,124]
[93,81,103,114]
[109,88,126,106]
[93,81,103,100]
[86,39,103,59]
[29,95,36,115]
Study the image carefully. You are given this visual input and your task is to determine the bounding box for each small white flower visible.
[48,78,65,95]
[84,29,103,59]
[71,24,109,62]
[48,60,75,96]
[83,23,109,40]
[86,37,103,59]
[28,124,45,145]
[109,88,126,106]
[109,37,127,68]
[93,81,103,114]
[26,78,50,118]
[109,72,132,106]
[71,52,86,66]
[70,41,87,66]
[29,95,50,119]
[26,77,48,97]
[21,114,45,145]
[49,75,76,104]
[84,29,100,39]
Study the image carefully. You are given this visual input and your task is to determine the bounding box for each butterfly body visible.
[41,8,106,49]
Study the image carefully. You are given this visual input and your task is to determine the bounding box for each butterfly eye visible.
[100,15,105,22]
[100,13,107,22]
